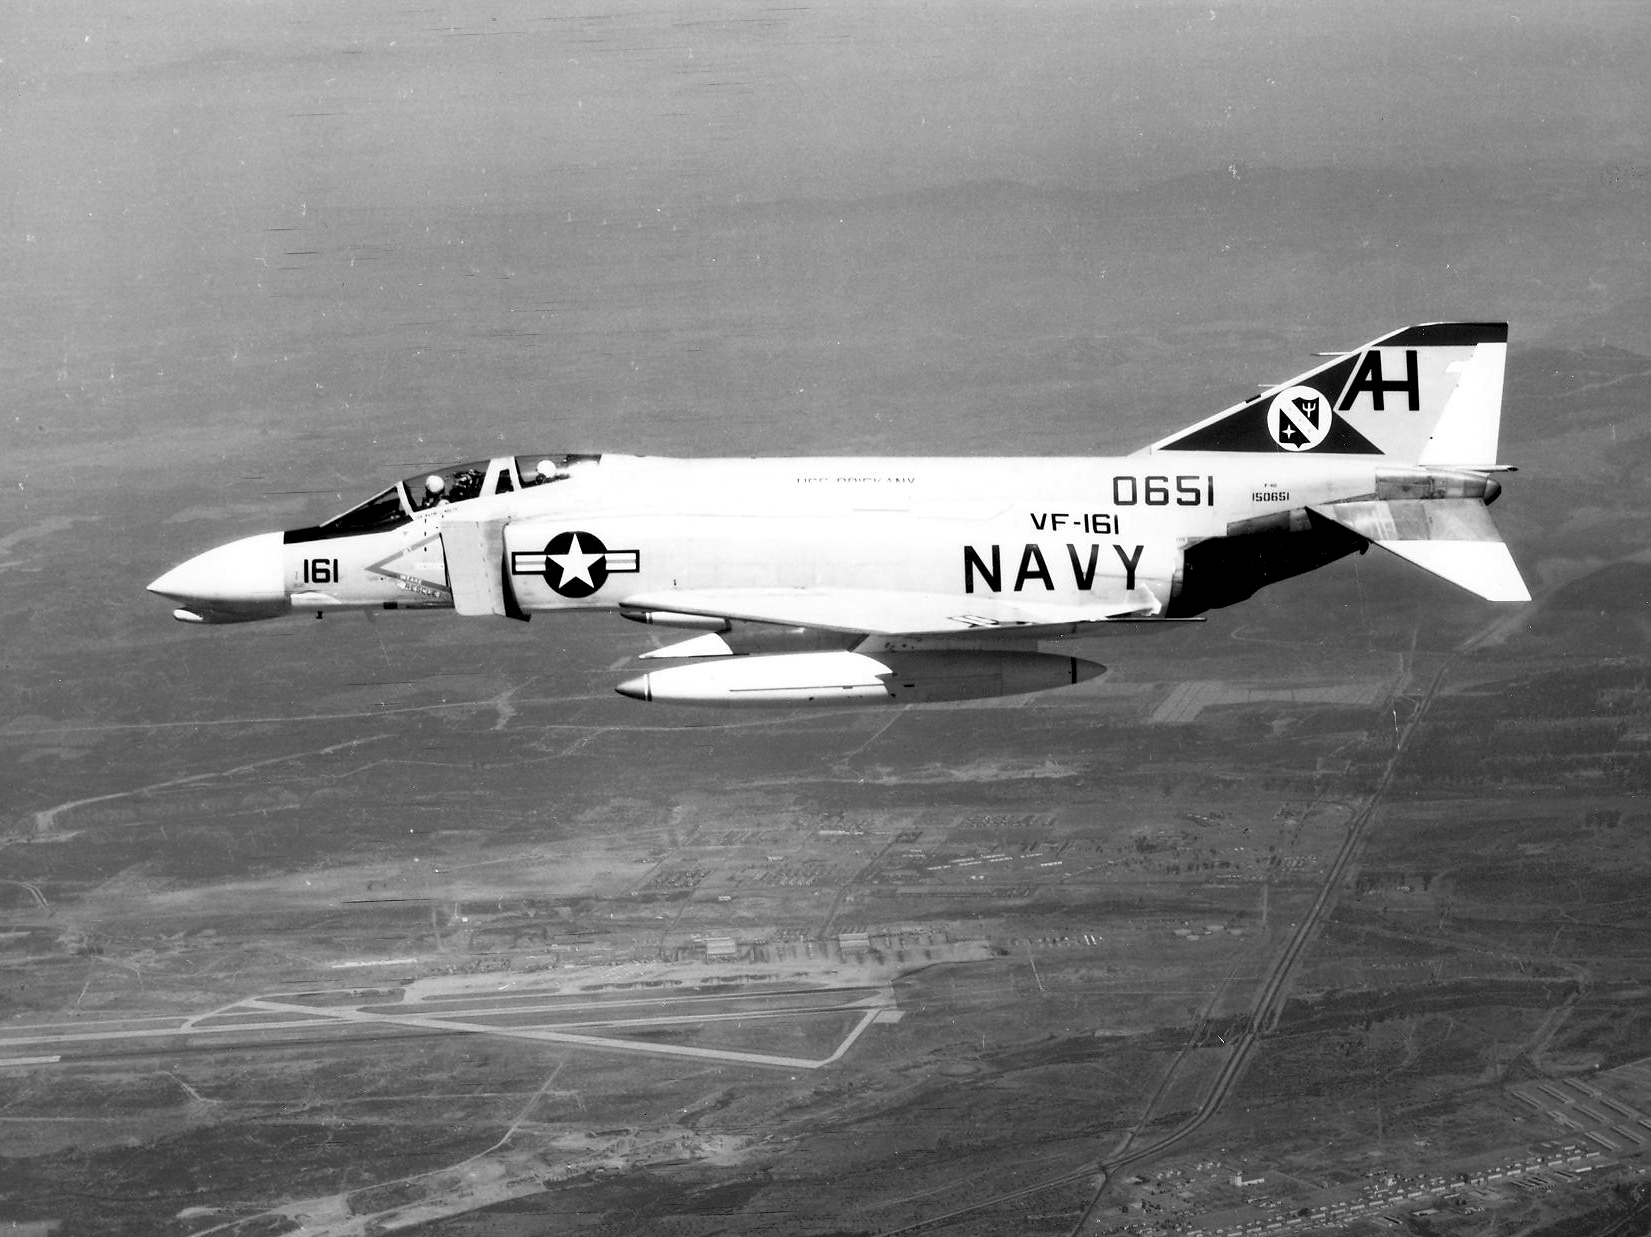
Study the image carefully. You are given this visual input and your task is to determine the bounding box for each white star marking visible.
[549,533,603,588]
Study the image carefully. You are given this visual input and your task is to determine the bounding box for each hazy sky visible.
[8,2,1646,235]
[3,1,1646,489]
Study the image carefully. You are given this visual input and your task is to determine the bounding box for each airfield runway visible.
[0,979,896,1072]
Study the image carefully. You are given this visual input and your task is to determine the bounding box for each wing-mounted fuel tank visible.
[616,647,1103,707]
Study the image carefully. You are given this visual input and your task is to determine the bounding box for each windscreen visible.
[318,486,410,535]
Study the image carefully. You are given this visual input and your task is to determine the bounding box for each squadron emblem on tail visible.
[1268,388,1332,451]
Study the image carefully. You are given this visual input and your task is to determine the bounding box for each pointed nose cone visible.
[148,532,290,623]
[614,675,652,702]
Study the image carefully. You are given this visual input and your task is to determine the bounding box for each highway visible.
[1059,650,1455,1233]
[879,641,1457,1236]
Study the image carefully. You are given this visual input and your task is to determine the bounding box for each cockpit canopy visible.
[407,460,490,510]
[286,453,598,543]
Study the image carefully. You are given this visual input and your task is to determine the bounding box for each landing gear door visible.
[440,518,528,620]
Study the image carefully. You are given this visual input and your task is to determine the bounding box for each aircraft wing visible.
[615,587,1171,639]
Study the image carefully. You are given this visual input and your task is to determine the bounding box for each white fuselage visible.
[278,453,1381,619]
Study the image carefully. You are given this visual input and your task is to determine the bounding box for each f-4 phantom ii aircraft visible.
[150,322,1527,706]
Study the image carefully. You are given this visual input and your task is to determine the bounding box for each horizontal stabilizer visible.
[1309,499,1530,602]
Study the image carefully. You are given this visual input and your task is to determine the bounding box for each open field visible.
[10,550,1651,1234]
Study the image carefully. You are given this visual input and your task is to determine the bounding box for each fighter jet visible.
[150,322,1527,706]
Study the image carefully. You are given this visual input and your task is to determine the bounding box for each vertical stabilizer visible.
[1146,322,1509,466]
[1148,322,1528,603]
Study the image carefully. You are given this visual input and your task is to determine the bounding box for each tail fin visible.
[1145,322,1508,467]
[1149,323,1529,603]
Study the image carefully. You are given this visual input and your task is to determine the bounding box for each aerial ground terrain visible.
[4,4,1651,1235]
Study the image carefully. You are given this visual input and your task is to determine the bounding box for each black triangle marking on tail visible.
[1158,353,1383,454]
